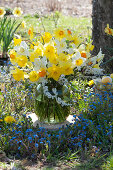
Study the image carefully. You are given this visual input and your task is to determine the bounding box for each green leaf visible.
[36,95,42,101]
[0,16,21,53]
[63,96,70,102]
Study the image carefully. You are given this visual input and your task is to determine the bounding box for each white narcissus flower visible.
[57,97,62,104]
[86,49,104,67]
[84,66,103,75]
[72,52,86,70]
[13,7,23,17]
[93,78,102,84]
[14,41,29,56]
[0,7,6,18]
[21,20,26,29]
[78,44,86,52]
[92,68,103,75]
[66,43,76,54]
[34,57,47,71]
[55,38,67,54]
[42,79,48,86]
[96,48,104,63]
[52,88,58,96]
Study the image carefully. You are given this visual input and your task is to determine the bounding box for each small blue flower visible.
[35,143,38,147]
[18,147,21,150]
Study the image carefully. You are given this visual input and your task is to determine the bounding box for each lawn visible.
[18,13,92,39]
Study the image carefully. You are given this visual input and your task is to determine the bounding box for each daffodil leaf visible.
[36,95,42,101]
[63,96,70,102]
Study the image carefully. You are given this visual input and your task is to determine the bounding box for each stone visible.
[27,113,75,130]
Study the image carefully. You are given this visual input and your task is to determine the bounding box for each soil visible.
[1,0,92,17]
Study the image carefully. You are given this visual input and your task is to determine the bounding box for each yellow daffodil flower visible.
[21,20,26,29]
[75,58,83,66]
[61,62,74,75]
[80,51,87,58]
[0,7,6,17]
[12,67,24,81]
[105,24,113,36]
[48,54,58,65]
[54,28,66,39]
[47,65,61,81]
[88,80,94,86]
[10,49,17,63]
[29,52,38,62]
[44,45,55,58]
[110,73,113,79]
[71,35,81,46]
[42,32,52,43]
[93,64,100,69]
[29,46,43,62]
[28,26,34,40]
[29,71,39,82]
[30,41,39,49]
[14,37,22,46]
[86,43,94,52]
[58,53,68,63]
[34,46,43,56]
[39,68,46,77]
[4,116,16,123]
[16,55,28,67]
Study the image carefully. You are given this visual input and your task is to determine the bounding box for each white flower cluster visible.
[84,66,103,76]
[41,81,71,107]
[58,75,68,85]
[0,66,11,83]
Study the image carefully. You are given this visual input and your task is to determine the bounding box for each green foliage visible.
[35,83,70,123]
[102,154,113,170]
[19,13,91,38]
[5,8,13,16]
[0,16,21,57]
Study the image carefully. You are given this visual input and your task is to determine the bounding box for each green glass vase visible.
[35,84,70,124]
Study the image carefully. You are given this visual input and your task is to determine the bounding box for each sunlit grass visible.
[17,13,92,39]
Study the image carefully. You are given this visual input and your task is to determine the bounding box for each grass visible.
[102,154,113,170]
[17,12,92,39]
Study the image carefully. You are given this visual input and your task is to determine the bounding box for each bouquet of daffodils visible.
[9,27,104,106]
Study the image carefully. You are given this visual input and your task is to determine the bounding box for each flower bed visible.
[1,8,113,168]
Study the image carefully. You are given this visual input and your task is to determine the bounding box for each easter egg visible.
[101,76,112,84]
[110,73,113,79]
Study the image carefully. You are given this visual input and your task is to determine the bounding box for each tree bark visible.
[92,0,113,73]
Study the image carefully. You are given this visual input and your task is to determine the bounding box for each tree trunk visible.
[92,0,113,73]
